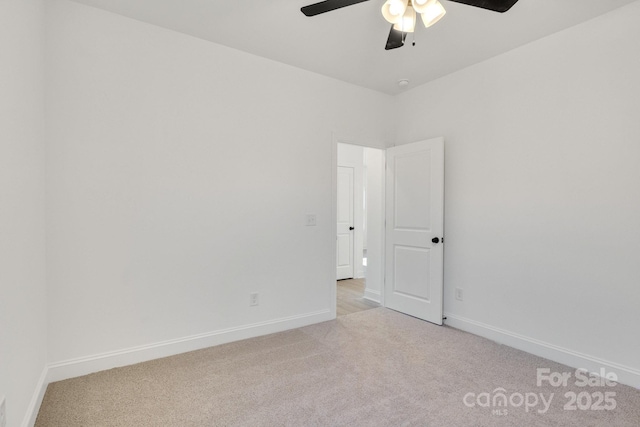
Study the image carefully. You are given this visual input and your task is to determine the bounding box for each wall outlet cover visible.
[305,214,317,226]
[250,292,259,306]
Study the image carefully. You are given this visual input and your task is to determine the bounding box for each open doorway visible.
[336,143,384,316]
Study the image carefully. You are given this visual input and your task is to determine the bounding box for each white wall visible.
[0,1,48,426]
[45,0,391,368]
[364,148,385,303]
[394,1,640,383]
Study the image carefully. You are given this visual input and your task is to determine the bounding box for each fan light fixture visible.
[382,0,446,32]
[381,0,407,24]
[301,0,520,51]
[394,4,416,32]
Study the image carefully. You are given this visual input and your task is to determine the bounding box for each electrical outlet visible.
[0,396,6,427]
[455,288,464,301]
[250,292,259,306]
[305,214,317,226]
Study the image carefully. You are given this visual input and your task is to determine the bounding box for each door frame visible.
[331,134,387,318]
[331,135,445,321]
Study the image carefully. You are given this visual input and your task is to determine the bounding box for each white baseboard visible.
[444,313,640,390]
[22,366,48,427]
[363,288,381,304]
[47,309,333,383]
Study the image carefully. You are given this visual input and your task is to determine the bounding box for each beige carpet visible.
[36,308,640,426]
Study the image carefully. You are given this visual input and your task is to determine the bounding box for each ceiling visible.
[68,0,636,95]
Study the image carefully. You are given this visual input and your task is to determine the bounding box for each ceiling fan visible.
[301,0,519,50]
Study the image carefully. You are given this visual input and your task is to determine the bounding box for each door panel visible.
[393,246,431,300]
[394,151,432,230]
[337,166,354,280]
[385,138,444,324]
[337,234,351,268]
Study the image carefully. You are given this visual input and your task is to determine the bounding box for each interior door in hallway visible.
[337,166,355,280]
[385,138,444,324]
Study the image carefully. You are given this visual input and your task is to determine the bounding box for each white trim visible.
[331,134,339,317]
[379,151,386,308]
[22,366,48,427]
[444,313,640,390]
[363,288,381,304]
[47,309,332,383]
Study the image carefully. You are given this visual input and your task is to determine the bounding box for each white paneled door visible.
[385,138,444,324]
[337,166,355,280]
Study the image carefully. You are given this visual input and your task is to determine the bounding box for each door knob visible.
[349,227,355,230]
[432,237,440,244]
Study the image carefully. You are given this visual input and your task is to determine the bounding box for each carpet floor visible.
[36,308,640,426]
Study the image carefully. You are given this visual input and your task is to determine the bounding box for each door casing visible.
[331,136,444,322]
